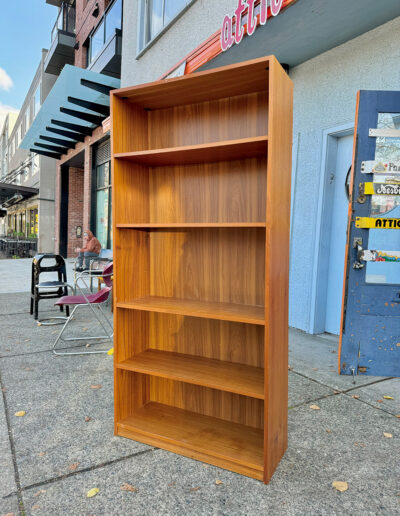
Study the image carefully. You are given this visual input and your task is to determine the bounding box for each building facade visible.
[22,0,122,257]
[0,50,57,252]
[120,0,400,335]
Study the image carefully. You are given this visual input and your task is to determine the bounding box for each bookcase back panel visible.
[149,228,265,305]
[149,376,264,429]
[115,308,264,367]
[149,158,266,224]
[147,92,268,151]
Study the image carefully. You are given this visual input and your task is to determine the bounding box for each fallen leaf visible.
[82,327,89,332]
[37,322,42,326]
[309,405,321,410]
[14,411,26,417]
[383,432,393,439]
[396,415,400,419]
[31,505,40,510]
[107,348,114,356]
[377,399,383,403]
[90,385,102,390]
[86,488,99,498]
[288,365,292,370]
[332,481,348,492]
[24,367,33,372]
[39,452,46,457]
[190,487,201,492]
[383,396,394,400]
[352,395,360,399]
[168,481,176,487]
[85,416,92,422]
[5,513,15,516]
[215,479,223,485]
[120,483,138,492]
[33,490,46,497]
[312,368,318,371]
[326,429,332,433]
[68,463,79,471]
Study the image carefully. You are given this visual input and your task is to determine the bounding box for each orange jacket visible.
[81,230,101,254]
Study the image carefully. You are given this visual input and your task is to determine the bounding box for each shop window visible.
[139,0,193,52]
[95,161,112,249]
[28,208,38,236]
[87,0,122,66]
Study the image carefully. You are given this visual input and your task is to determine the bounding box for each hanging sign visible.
[361,161,400,174]
[359,250,400,262]
[356,217,400,229]
[221,0,284,52]
[361,182,400,195]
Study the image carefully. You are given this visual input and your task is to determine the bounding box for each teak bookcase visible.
[111,56,293,483]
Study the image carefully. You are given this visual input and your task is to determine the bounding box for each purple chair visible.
[52,262,113,356]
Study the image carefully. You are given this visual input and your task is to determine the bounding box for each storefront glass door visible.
[340,91,400,377]
[95,161,112,249]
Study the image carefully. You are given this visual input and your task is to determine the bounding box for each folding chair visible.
[52,262,113,356]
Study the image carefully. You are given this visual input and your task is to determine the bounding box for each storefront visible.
[122,0,400,335]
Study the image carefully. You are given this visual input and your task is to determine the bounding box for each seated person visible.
[75,230,101,272]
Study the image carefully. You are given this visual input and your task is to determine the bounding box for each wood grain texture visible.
[117,402,264,479]
[117,296,264,325]
[115,136,268,166]
[112,55,292,483]
[117,349,264,399]
[263,57,293,483]
[113,56,271,109]
[116,309,264,367]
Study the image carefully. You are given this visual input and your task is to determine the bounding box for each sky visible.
[0,0,56,127]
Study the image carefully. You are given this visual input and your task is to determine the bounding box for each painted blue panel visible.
[20,65,120,150]
[341,91,400,378]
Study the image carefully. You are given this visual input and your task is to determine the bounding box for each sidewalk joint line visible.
[0,370,25,515]
[7,448,156,496]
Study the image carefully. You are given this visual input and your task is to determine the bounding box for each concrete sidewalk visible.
[0,260,399,515]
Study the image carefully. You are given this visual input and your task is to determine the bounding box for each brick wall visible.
[75,0,111,68]
[67,167,84,257]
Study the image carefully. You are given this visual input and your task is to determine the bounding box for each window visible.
[33,84,41,119]
[139,0,192,51]
[87,0,122,66]
[23,165,30,182]
[32,154,39,175]
[95,161,112,249]
[25,110,30,134]
[15,132,19,151]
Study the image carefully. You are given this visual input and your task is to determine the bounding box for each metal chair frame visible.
[52,266,113,356]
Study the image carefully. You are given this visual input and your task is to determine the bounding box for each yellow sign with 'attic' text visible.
[356,217,400,229]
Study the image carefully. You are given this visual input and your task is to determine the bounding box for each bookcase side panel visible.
[113,160,150,224]
[111,95,149,153]
[264,59,293,483]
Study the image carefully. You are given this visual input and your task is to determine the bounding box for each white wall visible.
[288,16,400,331]
[121,2,400,332]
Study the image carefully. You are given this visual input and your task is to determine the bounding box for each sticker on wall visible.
[356,217,400,229]
[359,250,400,262]
[361,161,400,174]
[361,182,400,195]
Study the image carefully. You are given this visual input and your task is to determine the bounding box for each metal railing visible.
[51,2,76,42]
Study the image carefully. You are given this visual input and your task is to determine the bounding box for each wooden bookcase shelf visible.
[116,349,264,399]
[116,296,265,325]
[114,136,268,166]
[111,56,293,483]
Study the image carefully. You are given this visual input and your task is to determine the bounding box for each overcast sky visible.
[0,0,55,126]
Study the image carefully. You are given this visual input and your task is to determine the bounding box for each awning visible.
[0,183,39,208]
[21,65,120,159]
